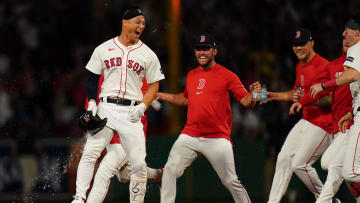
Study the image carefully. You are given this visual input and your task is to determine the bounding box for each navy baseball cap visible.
[292,28,313,46]
[194,34,216,48]
[122,7,144,20]
[345,18,360,30]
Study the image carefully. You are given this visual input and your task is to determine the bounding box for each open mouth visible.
[198,56,207,62]
[135,30,141,37]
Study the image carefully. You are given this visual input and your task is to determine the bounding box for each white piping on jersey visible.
[112,37,143,99]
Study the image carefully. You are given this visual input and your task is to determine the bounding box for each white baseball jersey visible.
[86,37,165,101]
[344,41,360,115]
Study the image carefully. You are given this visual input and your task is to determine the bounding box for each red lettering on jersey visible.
[128,60,134,69]
[110,58,116,67]
[104,60,110,69]
[116,57,122,66]
[136,66,144,75]
[133,62,139,71]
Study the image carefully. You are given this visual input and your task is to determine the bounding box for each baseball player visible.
[157,33,261,203]
[265,28,333,203]
[310,16,360,185]
[72,7,165,203]
[291,36,355,203]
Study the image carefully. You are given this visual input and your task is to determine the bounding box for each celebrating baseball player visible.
[72,7,165,203]
[83,77,162,203]
[310,16,360,185]
[265,28,334,203]
[157,33,261,203]
[290,33,356,202]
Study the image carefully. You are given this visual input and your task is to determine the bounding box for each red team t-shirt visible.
[298,54,353,133]
[327,55,353,129]
[295,54,333,133]
[181,64,249,141]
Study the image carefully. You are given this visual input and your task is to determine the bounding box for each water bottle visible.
[296,84,302,91]
[260,84,268,104]
[252,89,260,101]
[151,100,162,111]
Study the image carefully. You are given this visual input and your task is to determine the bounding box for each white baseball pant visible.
[74,102,147,203]
[343,113,360,183]
[97,102,147,203]
[86,143,128,203]
[161,134,251,203]
[74,127,114,200]
[321,132,344,171]
[268,119,331,203]
[86,143,162,203]
[316,131,348,203]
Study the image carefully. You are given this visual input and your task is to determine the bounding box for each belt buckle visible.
[116,97,122,105]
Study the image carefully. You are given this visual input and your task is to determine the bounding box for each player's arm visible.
[86,69,101,115]
[240,81,261,109]
[157,92,188,106]
[311,67,360,97]
[142,81,159,108]
[266,90,295,102]
[239,94,255,109]
[334,67,360,85]
[312,95,332,106]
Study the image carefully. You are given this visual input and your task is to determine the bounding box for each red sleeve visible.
[228,72,249,102]
[183,74,189,98]
[298,90,332,106]
[183,88,188,98]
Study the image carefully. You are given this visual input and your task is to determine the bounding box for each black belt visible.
[100,97,137,106]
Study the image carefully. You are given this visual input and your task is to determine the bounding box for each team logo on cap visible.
[200,35,206,42]
[295,31,301,38]
[137,9,142,14]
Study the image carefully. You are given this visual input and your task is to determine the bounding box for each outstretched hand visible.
[310,83,323,98]
[289,102,303,115]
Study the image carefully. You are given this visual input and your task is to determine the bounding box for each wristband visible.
[323,79,336,89]
[321,82,326,90]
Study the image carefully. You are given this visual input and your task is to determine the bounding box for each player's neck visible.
[301,50,316,65]
[118,35,138,47]
[200,61,216,70]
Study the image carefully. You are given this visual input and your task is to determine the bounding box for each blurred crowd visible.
[0,0,356,199]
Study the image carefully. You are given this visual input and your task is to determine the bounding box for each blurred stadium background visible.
[0,0,358,202]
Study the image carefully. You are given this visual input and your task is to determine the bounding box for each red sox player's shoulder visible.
[314,54,329,66]
[330,54,346,65]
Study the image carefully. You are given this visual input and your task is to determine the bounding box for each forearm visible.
[142,82,159,108]
[336,68,360,86]
[312,95,332,106]
[157,92,188,106]
[240,94,256,109]
[87,70,100,101]
[271,90,294,102]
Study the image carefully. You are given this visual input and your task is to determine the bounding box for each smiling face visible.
[292,40,315,64]
[194,46,217,69]
[122,15,145,44]
[342,28,360,48]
